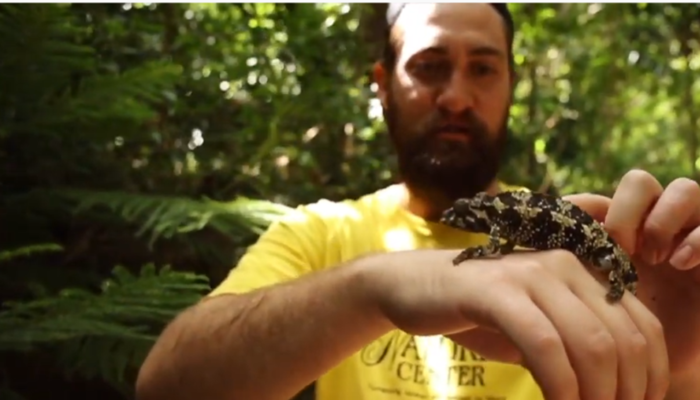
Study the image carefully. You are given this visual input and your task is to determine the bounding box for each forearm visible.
[135,255,393,400]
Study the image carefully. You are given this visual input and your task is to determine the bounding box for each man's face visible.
[375,3,513,203]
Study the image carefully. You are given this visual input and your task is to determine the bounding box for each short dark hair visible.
[381,3,515,73]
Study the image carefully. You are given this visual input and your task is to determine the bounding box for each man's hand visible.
[569,169,700,391]
[604,170,700,271]
[364,247,670,400]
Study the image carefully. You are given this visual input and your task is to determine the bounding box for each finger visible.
[605,170,664,257]
[619,291,670,400]
[645,178,700,265]
[448,328,522,364]
[563,193,612,223]
[573,280,650,400]
[526,270,619,400]
[486,292,579,400]
[670,225,700,270]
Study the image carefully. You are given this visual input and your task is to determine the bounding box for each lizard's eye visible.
[453,199,473,214]
[600,254,615,269]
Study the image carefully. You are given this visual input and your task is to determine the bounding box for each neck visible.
[400,180,501,221]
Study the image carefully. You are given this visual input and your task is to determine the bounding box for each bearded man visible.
[136,4,700,400]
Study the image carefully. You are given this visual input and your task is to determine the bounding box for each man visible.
[136,4,700,400]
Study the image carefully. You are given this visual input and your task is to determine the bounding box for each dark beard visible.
[385,95,508,205]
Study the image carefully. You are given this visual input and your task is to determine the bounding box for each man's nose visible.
[435,73,476,114]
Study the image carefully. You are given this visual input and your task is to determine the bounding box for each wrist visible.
[346,252,397,334]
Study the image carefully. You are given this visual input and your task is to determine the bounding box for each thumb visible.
[562,193,612,223]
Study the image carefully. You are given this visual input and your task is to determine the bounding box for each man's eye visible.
[471,63,496,77]
[414,61,449,75]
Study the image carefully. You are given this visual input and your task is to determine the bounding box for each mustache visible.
[424,112,489,138]
[429,125,471,136]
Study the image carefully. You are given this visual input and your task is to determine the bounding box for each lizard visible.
[438,190,638,302]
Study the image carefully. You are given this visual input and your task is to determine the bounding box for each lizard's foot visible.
[621,265,638,296]
[452,240,514,266]
[605,269,625,302]
[452,245,493,265]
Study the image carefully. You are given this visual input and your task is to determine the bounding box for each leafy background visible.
[1,3,699,399]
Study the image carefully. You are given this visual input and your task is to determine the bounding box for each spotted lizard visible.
[439,190,638,302]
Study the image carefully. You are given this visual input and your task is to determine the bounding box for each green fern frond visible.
[0,264,208,350]
[0,264,210,388]
[39,60,183,129]
[54,334,151,395]
[53,189,292,247]
[0,4,93,73]
[0,4,182,140]
[0,3,94,114]
[0,243,63,263]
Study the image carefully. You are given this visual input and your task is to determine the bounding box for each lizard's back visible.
[487,191,615,260]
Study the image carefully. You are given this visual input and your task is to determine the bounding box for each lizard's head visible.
[439,196,492,233]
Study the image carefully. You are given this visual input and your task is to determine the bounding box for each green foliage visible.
[58,189,292,246]
[0,3,290,398]
[1,2,699,399]
[0,244,64,263]
[0,261,210,396]
[0,263,208,352]
[0,4,182,135]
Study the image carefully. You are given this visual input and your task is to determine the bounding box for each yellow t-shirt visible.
[210,184,544,400]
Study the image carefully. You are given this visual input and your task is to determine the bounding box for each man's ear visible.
[373,61,388,109]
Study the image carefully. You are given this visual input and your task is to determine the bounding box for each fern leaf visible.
[0,264,210,389]
[39,60,184,127]
[52,189,292,248]
[0,264,209,348]
[0,4,94,108]
[0,4,94,73]
[0,4,182,143]
[0,243,63,263]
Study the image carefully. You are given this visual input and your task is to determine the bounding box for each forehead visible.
[393,3,508,59]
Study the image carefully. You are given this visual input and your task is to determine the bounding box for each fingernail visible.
[670,245,694,270]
